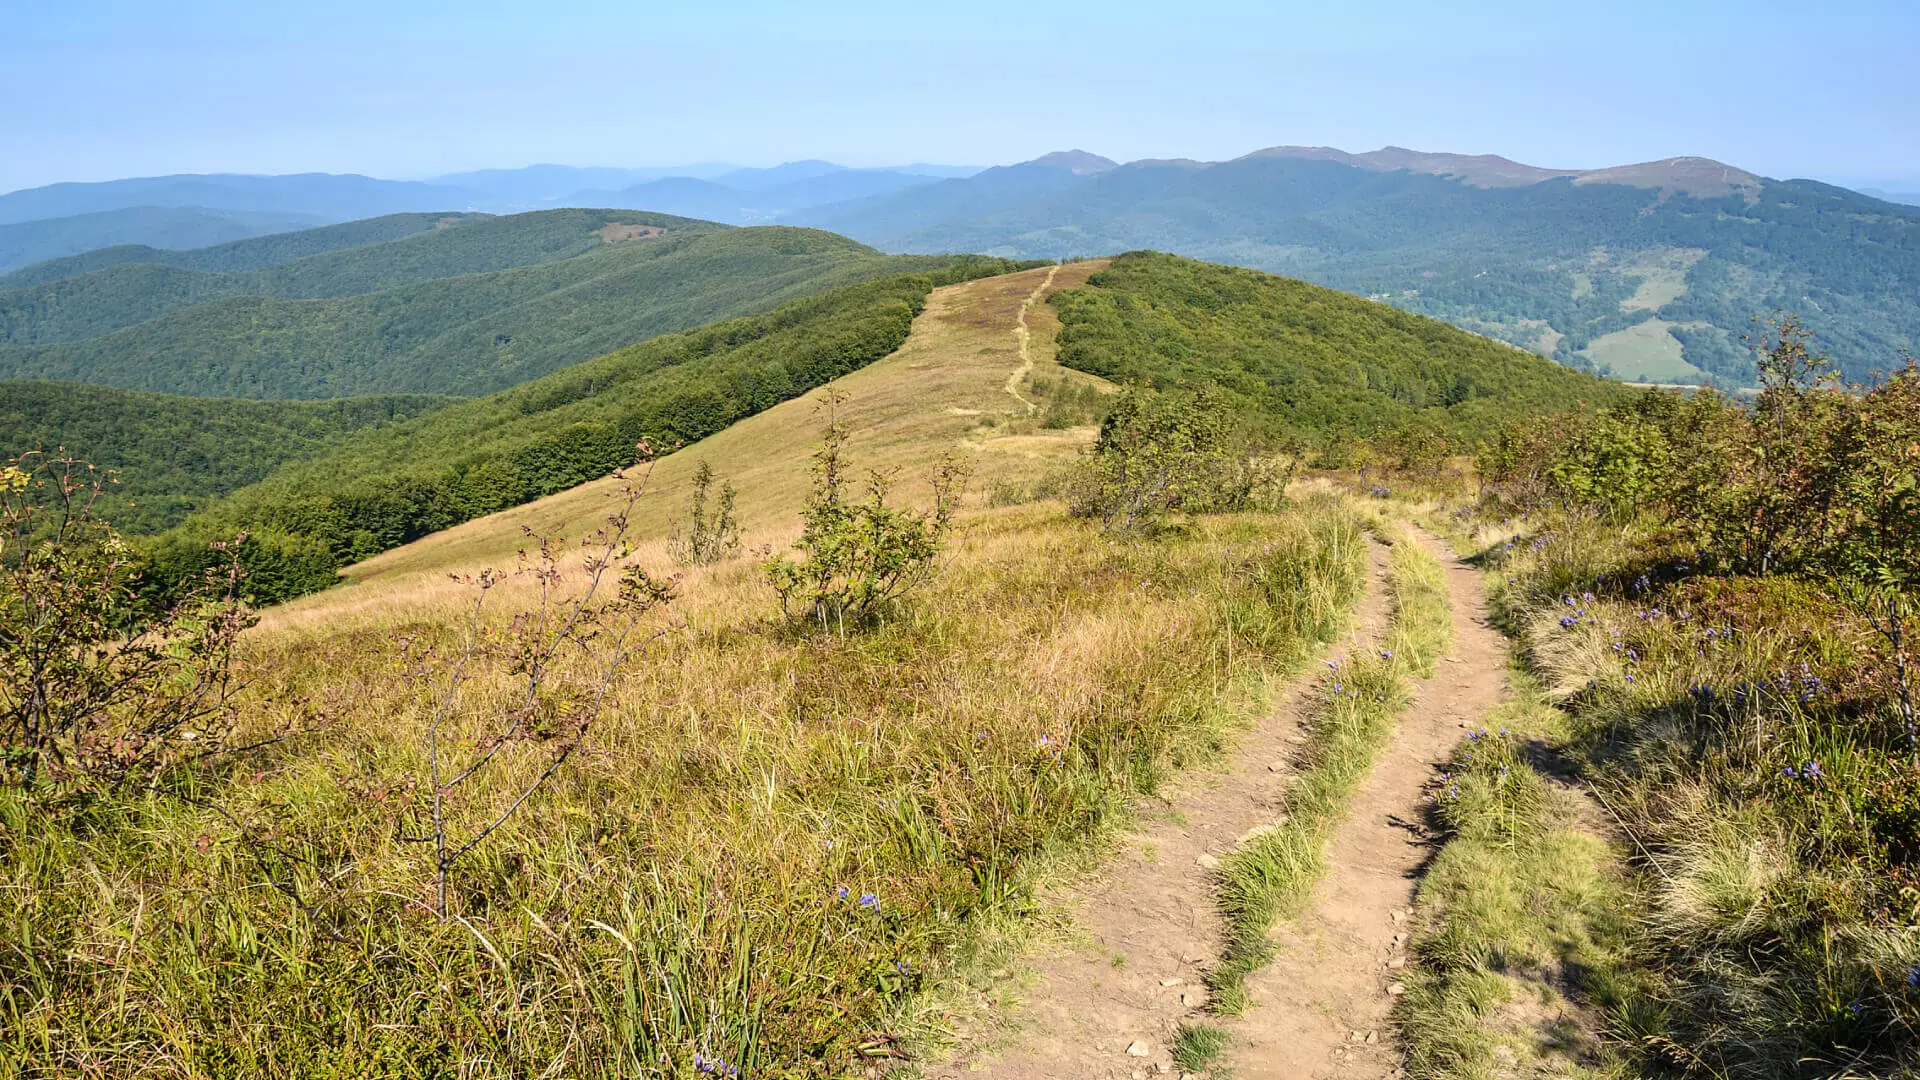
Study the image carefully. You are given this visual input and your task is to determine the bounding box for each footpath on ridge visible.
[935,527,1507,1080]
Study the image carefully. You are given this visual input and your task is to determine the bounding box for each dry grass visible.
[1,258,1401,1078]
[315,262,1108,607]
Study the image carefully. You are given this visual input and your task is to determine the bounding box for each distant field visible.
[1577,318,1707,383]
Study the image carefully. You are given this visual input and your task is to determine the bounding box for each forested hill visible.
[0,208,707,348]
[141,258,1032,601]
[0,219,945,398]
[793,150,1920,387]
[0,212,479,291]
[0,206,329,276]
[0,382,455,534]
[1051,251,1637,440]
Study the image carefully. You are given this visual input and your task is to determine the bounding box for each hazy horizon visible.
[7,0,1918,196]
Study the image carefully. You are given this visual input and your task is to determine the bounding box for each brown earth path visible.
[930,539,1397,1080]
[1226,526,1507,1078]
[930,526,1508,1080]
[1004,264,1060,415]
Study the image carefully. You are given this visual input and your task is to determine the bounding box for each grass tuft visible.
[1172,1020,1234,1073]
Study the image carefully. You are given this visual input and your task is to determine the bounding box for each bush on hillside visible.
[0,454,254,798]
[667,460,741,567]
[1067,387,1287,535]
[764,395,966,632]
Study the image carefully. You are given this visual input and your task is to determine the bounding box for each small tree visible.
[399,445,677,918]
[1066,387,1246,534]
[0,453,254,798]
[667,459,741,567]
[763,395,966,633]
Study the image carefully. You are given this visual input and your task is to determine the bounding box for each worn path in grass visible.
[1227,527,1507,1079]
[1003,264,1058,415]
[931,540,1395,1080]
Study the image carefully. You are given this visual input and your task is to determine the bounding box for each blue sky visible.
[5,0,1917,193]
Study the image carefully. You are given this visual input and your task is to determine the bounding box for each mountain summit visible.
[1240,145,1758,197]
[1024,150,1119,175]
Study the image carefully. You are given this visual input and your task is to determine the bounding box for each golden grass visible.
[300,262,1109,625]
[4,258,1411,1077]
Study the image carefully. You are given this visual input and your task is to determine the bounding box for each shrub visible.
[0,454,254,798]
[667,459,741,567]
[764,395,966,632]
[1067,387,1274,534]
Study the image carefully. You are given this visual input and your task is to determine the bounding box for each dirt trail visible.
[1004,264,1059,414]
[1227,526,1507,1079]
[932,540,1396,1080]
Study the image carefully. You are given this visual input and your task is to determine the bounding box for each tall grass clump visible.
[1207,525,1451,1013]
[0,491,1371,1078]
[1452,328,1920,1077]
[1396,685,1642,1080]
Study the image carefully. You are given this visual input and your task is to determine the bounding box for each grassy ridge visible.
[1,506,1374,1077]
[143,257,1034,600]
[1208,522,1451,1013]
[1051,252,1638,445]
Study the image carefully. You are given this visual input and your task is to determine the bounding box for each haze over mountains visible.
[3,145,1917,389]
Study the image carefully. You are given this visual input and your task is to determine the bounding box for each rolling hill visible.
[0,215,974,398]
[0,206,328,274]
[140,250,1620,605]
[140,257,1034,599]
[789,147,1920,386]
[0,212,477,292]
[0,382,455,533]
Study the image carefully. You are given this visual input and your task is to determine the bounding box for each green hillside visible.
[0,211,468,291]
[0,208,708,348]
[142,257,1032,599]
[0,224,939,398]
[795,151,1920,387]
[1052,251,1636,438]
[0,206,328,275]
[0,381,454,533]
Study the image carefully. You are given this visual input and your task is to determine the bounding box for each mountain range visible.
[0,162,983,272]
[788,147,1920,385]
[3,146,1917,387]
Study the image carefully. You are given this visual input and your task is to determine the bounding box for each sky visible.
[5,0,1918,194]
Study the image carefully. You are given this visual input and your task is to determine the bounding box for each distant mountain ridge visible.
[787,145,1920,386]
[0,206,327,274]
[0,161,985,228]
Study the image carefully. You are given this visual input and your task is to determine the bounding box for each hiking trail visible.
[931,526,1507,1079]
[1004,264,1059,414]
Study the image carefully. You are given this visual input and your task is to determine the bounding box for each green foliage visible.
[764,396,966,631]
[1171,1022,1232,1072]
[0,454,253,796]
[1051,252,1635,448]
[1459,328,1920,1073]
[0,381,455,533]
[146,260,1025,604]
[667,460,741,567]
[0,217,989,399]
[1066,386,1278,534]
[816,155,1920,385]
